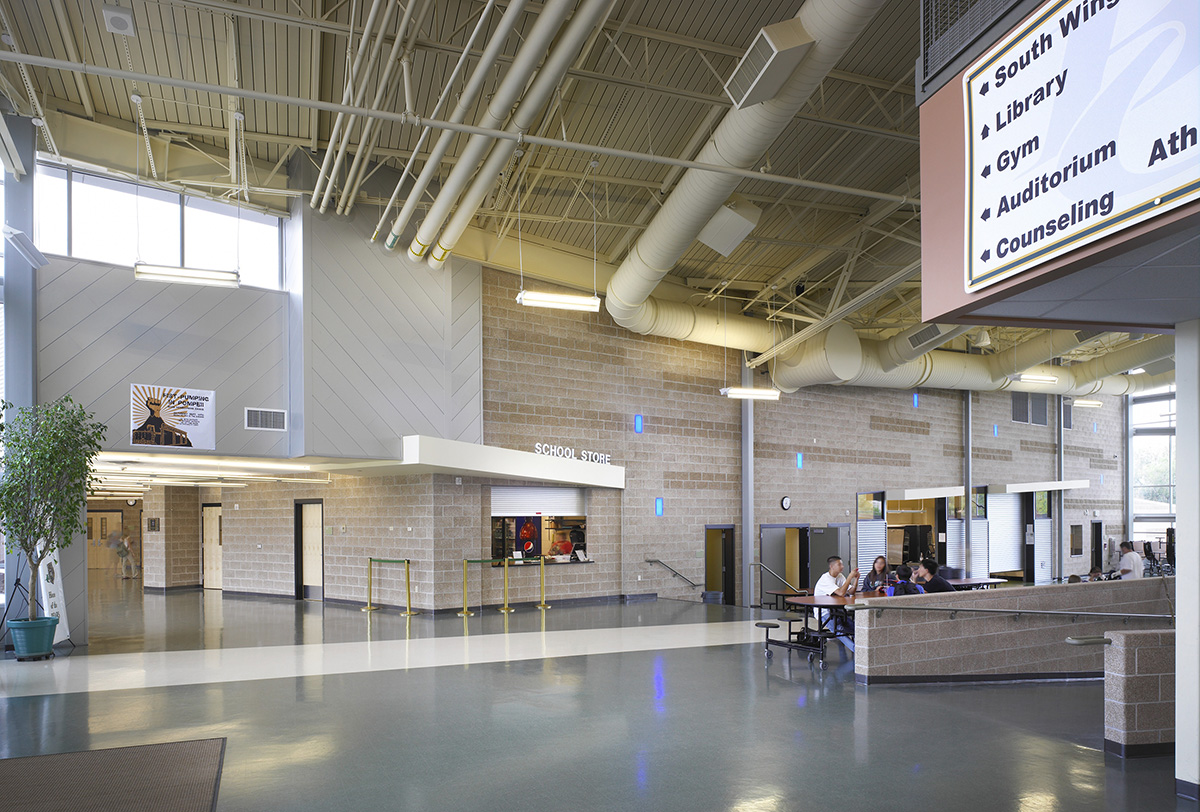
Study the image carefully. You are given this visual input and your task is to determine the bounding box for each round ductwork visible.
[770,322,863,392]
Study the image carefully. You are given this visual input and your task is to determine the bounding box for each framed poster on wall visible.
[130,384,216,450]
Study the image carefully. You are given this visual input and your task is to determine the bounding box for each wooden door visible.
[87,511,125,570]
[301,502,324,600]
[202,505,223,589]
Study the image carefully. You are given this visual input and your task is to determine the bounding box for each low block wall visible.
[1105,629,1176,758]
[855,577,1175,684]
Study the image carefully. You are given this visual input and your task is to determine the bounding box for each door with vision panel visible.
[295,501,324,600]
[202,504,222,589]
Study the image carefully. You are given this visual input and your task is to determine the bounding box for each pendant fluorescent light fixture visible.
[514,158,601,313]
[515,290,600,311]
[720,386,781,401]
[1007,373,1059,385]
[1072,399,1103,408]
[135,262,239,288]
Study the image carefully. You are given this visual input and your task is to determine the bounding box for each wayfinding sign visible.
[963,0,1199,292]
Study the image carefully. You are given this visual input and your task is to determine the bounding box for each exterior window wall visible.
[1129,388,1176,550]
[31,163,281,290]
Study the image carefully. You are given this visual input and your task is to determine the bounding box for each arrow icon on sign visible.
[980,82,989,96]
[981,124,990,139]
[981,165,991,178]
[981,249,991,262]
[981,208,991,221]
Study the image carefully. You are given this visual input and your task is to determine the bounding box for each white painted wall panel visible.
[303,192,483,459]
[37,257,289,457]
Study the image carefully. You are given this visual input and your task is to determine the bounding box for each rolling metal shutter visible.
[969,519,990,578]
[490,486,586,517]
[988,493,1023,573]
[855,520,886,572]
[946,518,965,571]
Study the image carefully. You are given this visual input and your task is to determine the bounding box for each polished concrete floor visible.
[0,578,1192,811]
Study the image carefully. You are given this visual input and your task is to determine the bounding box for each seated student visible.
[861,555,889,592]
[1066,574,1082,584]
[888,564,925,595]
[916,559,955,593]
[1088,567,1104,582]
[813,556,859,653]
[814,556,859,597]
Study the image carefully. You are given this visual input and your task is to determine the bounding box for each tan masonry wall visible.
[481,267,742,603]
[141,267,1133,610]
[1105,629,1176,755]
[855,576,1175,682]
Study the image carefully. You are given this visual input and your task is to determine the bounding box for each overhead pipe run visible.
[337,0,436,215]
[317,0,416,213]
[604,0,894,334]
[405,0,576,262]
[376,0,529,246]
[309,0,387,209]
[426,0,617,270]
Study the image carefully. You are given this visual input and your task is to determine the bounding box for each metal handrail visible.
[753,561,802,594]
[645,558,702,589]
[849,602,1174,624]
[1066,636,1113,646]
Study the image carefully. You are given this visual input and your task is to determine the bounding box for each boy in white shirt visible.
[1118,541,1143,579]
[813,556,859,653]
[814,555,859,597]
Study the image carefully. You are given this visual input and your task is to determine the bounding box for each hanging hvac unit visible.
[697,194,762,256]
[724,18,815,110]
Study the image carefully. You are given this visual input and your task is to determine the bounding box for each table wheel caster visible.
[819,659,828,671]
[807,652,815,663]
[765,648,773,658]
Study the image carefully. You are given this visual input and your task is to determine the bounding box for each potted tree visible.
[1,396,106,660]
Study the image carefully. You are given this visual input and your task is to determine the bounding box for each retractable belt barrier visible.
[361,557,419,616]
[460,556,553,616]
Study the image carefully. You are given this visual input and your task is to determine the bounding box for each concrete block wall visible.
[217,474,435,605]
[480,268,742,602]
[855,576,1175,682]
[754,385,964,583]
[212,471,625,612]
[1105,629,1176,757]
[142,486,201,589]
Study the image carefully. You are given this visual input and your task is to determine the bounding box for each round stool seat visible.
[755,621,780,629]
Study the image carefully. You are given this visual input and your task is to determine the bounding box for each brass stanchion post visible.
[361,557,379,612]
[457,559,475,617]
[499,557,515,613]
[536,555,550,610]
[401,559,419,616]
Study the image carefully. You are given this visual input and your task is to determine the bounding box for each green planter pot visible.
[8,617,59,661]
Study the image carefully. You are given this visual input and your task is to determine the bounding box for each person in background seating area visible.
[861,555,889,592]
[813,556,859,654]
[814,556,859,598]
[1066,574,1082,584]
[1118,541,1143,579]
[1088,566,1104,582]
[916,559,955,593]
[889,564,925,595]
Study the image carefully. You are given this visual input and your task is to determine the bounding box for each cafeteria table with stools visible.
[776,591,886,669]
[763,589,807,610]
[946,577,1007,590]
